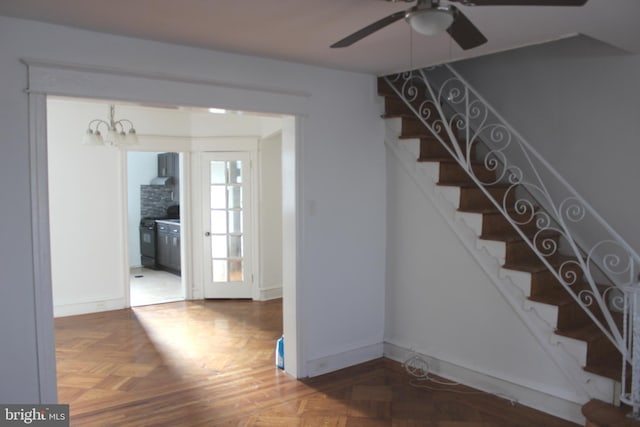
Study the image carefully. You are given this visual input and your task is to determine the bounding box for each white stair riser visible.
[456,211,483,235]
[501,268,533,296]
[477,239,506,263]
[436,186,461,209]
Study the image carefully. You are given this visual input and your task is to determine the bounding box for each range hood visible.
[150,176,173,186]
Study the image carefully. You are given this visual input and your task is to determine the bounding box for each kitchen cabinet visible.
[156,221,181,274]
[170,226,181,273]
[158,152,180,202]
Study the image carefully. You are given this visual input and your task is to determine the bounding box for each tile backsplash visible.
[141,185,175,218]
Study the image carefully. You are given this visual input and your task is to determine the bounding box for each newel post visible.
[622,282,640,419]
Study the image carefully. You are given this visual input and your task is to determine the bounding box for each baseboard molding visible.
[384,341,585,425]
[306,342,384,378]
[54,298,127,318]
[258,285,283,301]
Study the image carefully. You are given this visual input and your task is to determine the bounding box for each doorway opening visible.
[46,97,286,313]
[46,95,291,401]
[30,62,302,401]
[128,150,185,307]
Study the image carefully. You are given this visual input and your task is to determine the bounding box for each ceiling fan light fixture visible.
[406,8,454,36]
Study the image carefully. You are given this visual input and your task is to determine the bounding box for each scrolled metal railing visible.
[384,65,640,416]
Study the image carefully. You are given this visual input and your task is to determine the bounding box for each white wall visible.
[0,15,385,402]
[259,132,283,300]
[47,99,195,316]
[47,99,130,315]
[452,35,640,255]
[260,117,285,138]
[190,110,263,137]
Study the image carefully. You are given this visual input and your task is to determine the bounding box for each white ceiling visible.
[0,0,639,75]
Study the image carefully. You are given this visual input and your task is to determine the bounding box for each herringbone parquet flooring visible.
[55,299,579,426]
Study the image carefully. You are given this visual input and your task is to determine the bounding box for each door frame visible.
[26,60,306,401]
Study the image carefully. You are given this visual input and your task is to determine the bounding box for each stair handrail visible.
[443,65,639,266]
[383,65,640,416]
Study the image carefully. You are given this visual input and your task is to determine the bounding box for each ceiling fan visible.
[330,0,588,51]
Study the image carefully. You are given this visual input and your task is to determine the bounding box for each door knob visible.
[204,231,211,237]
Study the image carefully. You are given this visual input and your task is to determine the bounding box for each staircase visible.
[378,70,638,418]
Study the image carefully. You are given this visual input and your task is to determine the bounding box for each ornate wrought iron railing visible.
[384,65,640,416]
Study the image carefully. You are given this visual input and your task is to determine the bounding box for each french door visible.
[202,152,253,299]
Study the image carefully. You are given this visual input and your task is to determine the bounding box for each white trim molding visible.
[54,298,128,318]
[23,59,310,116]
[28,92,58,403]
[258,285,283,301]
[306,343,384,378]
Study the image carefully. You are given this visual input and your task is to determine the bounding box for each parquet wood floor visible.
[55,299,579,426]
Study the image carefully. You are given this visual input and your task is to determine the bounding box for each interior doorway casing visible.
[26,60,305,402]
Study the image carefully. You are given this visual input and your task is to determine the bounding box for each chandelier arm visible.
[115,119,136,131]
[87,119,109,132]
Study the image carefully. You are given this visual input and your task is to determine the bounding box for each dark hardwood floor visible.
[54,299,579,426]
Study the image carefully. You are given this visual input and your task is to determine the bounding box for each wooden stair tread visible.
[417,158,484,166]
[418,155,455,163]
[502,262,550,273]
[586,348,626,379]
[528,286,576,307]
[377,79,396,96]
[437,158,484,165]
[437,181,512,189]
[480,229,559,243]
[555,322,606,343]
[503,255,578,273]
[437,179,500,187]
[583,361,624,382]
[457,206,525,215]
[582,399,640,426]
[382,113,413,119]
[378,90,394,97]
[400,132,434,139]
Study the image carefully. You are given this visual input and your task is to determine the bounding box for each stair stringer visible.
[384,117,616,405]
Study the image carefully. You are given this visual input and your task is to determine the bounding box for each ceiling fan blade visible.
[447,6,488,50]
[331,10,407,48]
[450,0,587,5]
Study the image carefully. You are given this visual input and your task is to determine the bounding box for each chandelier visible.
[82,104,138,147]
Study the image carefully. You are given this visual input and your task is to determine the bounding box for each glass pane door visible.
[210,160,244,283]
[203,152,253,298]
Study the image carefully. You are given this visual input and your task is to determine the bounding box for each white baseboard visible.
[306,342,384,378]
[53,298,127,317]
[384,341,585,425]
[258,285,283,301]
